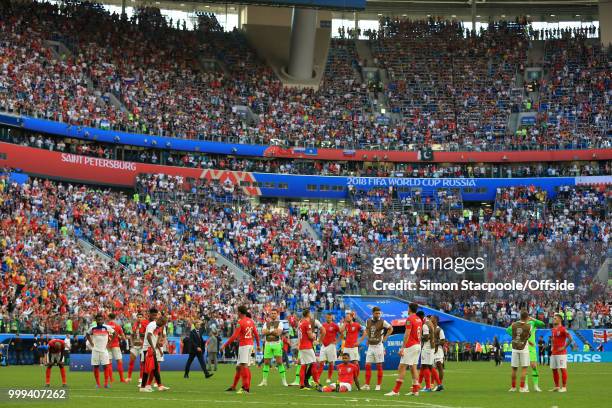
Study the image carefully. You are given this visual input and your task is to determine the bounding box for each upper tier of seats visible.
[0,1,609,152]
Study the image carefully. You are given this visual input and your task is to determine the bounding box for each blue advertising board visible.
[504,352,612,363]
[253,173,584,201]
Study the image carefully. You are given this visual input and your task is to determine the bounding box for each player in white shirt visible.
[359,307,393,391]
[140,315,169,392]
[147,320,168,390]
[431,316,446,392]
[419,315,436,392]
[86,314,115,388]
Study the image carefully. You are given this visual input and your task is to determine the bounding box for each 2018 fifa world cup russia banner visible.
[1,142,610,201]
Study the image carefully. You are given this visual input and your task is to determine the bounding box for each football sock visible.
[431,367,441,385]
[299,365,307,386]
[232,368,241,388]
[262,364,270,381]
[245,367,252,390]
[295,365,302,384]
[93,367,101,387]
[240,366,249,389]
[392,379,403,393]
[531,367,539,387]
[117,360,125,381]
[376,363,384,385]
[60,366,67,384]
[561,369,567,387]
[304,365,313,385]
[312,363,321,383]
[128,360,135,378]
[278,363,286,381]
[365,364,372,385]
[423,367,432,389]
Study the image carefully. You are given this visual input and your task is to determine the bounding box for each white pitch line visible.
[277,392,482,408]
[69,389,480,408]
[70,394,408,407]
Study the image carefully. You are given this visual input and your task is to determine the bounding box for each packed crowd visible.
[374,19,610,151]
[553,184,609,217]
[535,37,610,148]
[3,130,610,179]
[0,176,251,335]
[0,175,359,335]
[353,184,609,311]
[0,0,378,149]
[373,20,524,149]
[0,1,608,152]
[0,172,609,335]
[439,300,611,329]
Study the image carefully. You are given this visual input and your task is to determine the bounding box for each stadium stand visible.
[0,1,608,151]
[0,1,609,363]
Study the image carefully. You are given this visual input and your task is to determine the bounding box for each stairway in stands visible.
[571,330,591,350]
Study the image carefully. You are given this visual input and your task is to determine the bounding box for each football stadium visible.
[0,0,610,406]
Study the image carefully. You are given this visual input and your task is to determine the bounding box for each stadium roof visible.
[101,0,600,21]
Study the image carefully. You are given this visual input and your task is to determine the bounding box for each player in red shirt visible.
[221,305,260,393]
[45,339,67,387]
[106,313,126,383]
[127,312,147,382]
[340,311,362,375]
[318,312,342,382]
[298,309,323,389]
[317,353,361,392]
[550,313,574,392]
[386,302,423,396]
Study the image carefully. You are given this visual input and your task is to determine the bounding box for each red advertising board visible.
[266,145,612,163]
[0,142,259,194]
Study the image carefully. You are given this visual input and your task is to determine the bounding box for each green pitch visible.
[1,362,610,408]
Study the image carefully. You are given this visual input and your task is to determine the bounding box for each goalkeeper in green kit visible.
[527,316,546,391]
[258,309,288,387]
